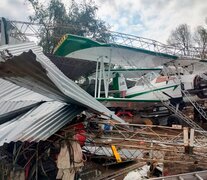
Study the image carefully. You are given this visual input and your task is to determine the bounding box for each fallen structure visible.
[1,18,207,179]
[0,42,123,123]
[0,42,125,179]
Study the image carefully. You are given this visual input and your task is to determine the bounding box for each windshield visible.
[135,71,159,86]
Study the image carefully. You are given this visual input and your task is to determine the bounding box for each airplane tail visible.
[113,73,127,97]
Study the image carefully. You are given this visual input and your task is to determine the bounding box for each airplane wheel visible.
[167,115,181,126]
[202,89,207,96]
[197,89,207,99]
[199,83,207,88]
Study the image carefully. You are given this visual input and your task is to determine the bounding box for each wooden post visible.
[183,127,190,154]
[189,128,194,154]
[183,127,194,154]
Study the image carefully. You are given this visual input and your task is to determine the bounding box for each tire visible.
[202,89,207,96]
[167,115,181,126]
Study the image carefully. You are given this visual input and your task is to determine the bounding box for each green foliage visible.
[28,0,111,53]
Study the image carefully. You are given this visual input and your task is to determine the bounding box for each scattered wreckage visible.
[1,18,207,179]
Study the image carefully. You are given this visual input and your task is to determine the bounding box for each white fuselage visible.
[125,76,182,101]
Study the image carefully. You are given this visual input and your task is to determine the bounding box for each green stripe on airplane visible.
[125,84,179,98]
[109,68,162,72]
[97,98,161,103]
[54,34,178,60]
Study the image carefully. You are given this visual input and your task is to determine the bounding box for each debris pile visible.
[1,19,207,179]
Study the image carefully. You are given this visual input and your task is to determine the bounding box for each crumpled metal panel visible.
[0,101,41,125]
[0,100,38,115]
[0,42,124,123]
[0,78,51,125]
[0,78,51,101]
[0,101,82,145]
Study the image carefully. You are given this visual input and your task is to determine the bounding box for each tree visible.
[194,26,207,59]
[28,0,110,53]
[167,24,192,55]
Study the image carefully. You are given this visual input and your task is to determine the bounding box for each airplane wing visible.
[165,58,206,67]
[54,34,207,80]
[106,68,162,79]
[54,34,179,68]
[97,97,161,110]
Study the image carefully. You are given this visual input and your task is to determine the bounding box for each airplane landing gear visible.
[167,115,182,126]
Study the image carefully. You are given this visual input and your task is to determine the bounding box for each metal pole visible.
[98,56,103,98]
[94,57,100,98]
[106,48,112,98]
[102,58,108,98]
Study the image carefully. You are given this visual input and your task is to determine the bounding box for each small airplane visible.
[54,34,207,125]
[96,67,207,108]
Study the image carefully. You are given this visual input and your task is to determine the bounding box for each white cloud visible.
[0,0,33,21]
[0,0,206,44]
[96,0,207,43]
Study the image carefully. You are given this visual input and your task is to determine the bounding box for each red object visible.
[139,141,145,145]
[72,122,84,131]
[116,111,133,117]
[73,123,86,146]
[121,90,127,97]
[25,163,30,180]
[74,131,86,146]
[163,169,169,176]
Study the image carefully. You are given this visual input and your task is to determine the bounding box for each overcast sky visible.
[0,0,206,43]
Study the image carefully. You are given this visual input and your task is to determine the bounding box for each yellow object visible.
[111,145,122,163]
[54,34,68,52]
[143,118,153,125]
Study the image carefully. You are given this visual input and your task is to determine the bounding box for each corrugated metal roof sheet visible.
[0,42,124,123]
[0,100,37,115]
[0,78,51,101]
[0,78,51,124]
[0,101,41,125]
[0,101,82,145]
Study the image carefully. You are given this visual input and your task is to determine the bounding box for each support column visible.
[98,57,103,98]
[106,49,112,98]
[189,128,194,154]
[183,127,189,154]
[94,58,100,98]
[183,127,194,154]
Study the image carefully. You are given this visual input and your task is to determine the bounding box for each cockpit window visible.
[135,71,159,86]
